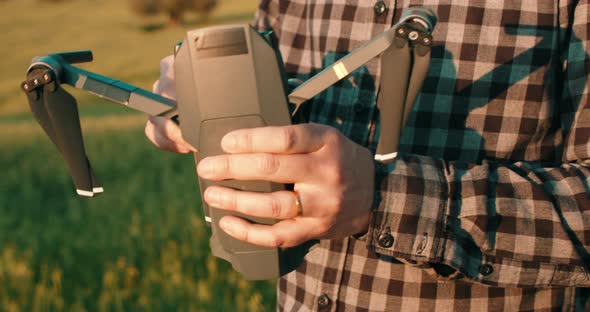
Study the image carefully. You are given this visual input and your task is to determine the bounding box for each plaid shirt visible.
[254,0,590,311]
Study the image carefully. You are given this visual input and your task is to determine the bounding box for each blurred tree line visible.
[129,0,217,26]
[3,0,218,26]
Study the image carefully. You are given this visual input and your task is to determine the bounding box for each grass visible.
[0,0,278,310]
[0,130,276,311]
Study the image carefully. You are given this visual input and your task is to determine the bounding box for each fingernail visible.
[219,218,234,236]
[198,159,213,176]
[177,144,190,154]
[185,143,198,153]
[221,134,237,152]
[205,188,220,206]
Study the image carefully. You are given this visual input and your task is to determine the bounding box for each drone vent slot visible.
[195,27,248,59]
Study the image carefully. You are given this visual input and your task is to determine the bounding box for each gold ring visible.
[294,191,303,217]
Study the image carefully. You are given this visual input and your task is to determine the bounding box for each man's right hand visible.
[144,55,197,154]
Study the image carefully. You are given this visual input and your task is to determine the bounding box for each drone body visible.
[21,7,437,280]
[174,24,306,279]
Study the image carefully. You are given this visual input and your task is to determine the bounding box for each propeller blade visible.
[89,160,104,194]
[42,81,95,197]
[23,68,100,197]
[23,69,60,146]
[375,42,411,161]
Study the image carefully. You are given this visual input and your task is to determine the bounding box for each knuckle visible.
[323,127,342,145]
[323,129,349,153]
[228,191,238,211]
[236,132,253,151]
[240,227,249,243]
[217,157,231,174]
[268,197,282,219]
[256,154,280,175]
[276,127,296,151]
[271,233,286,248]
[324,163,345,184]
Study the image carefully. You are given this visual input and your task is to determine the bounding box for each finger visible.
[145,116,197,153]
[197,153,311,183]
[145,119,189,153]
[160,55,174,73]
[157,55,177,100]
[152,79,161,93]
[219,216,318,248]
[153,78,175,100]
[204,186,300,219]
[159,55,174,82]
[221,123,332,154]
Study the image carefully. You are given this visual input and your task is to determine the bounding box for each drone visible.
[21,7,437,280]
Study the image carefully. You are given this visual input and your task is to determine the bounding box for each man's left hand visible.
[197,123,375,248]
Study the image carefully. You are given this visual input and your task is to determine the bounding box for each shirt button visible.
[479,264,494,276]
[377,229,394,248]
[318,294,332,309]
[374,1,387,15]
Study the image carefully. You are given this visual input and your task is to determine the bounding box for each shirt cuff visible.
[366,155,449,262]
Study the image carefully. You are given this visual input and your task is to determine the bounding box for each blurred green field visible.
[0,0,277,311]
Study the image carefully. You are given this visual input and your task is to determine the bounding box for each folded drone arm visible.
[25,51,178,118]
[21,51,178,198]
[287,25,403,112]
[287,7,436,161]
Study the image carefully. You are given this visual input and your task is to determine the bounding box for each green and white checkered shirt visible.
[254,0,590,310]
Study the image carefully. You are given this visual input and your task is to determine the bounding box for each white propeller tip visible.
[374,152,398,162]
[76,189,94,197]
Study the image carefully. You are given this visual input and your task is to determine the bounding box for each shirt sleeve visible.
[366,3,590,289]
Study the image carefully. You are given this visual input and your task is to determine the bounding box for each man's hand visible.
[145,56,375,248]
[145,55,197,153]
[197,124,375,248]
